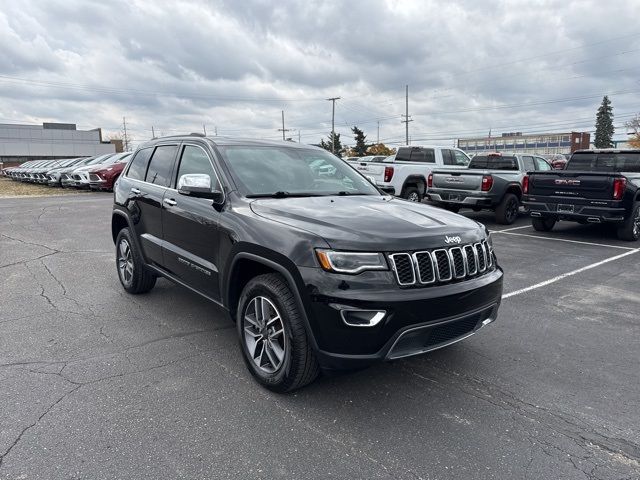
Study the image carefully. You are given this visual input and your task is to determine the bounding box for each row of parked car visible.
[3,152,132,190]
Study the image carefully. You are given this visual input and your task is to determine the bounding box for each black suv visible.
[112,135,504,391]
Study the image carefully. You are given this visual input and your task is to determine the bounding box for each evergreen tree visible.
[594,95,614,148]
[319,132,344,156]
[351,126,370,156]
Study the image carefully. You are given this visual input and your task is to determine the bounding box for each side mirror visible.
[177,174,224,203]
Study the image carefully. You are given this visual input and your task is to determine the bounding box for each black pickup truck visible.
[523,150,640,241]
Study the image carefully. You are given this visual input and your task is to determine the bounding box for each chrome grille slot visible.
[390,253,415,285]
[432,249,452,281]
[463,245,478,275]
[449,247,466,279]
[414,251,435,284]
[482,240,493,268]
[475,243,486,272]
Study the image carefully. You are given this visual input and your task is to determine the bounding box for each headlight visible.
[316,250,388,274]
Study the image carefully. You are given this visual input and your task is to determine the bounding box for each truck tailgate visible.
[528,171,616,200]
[432,170,485,191]
[351,161,386,182]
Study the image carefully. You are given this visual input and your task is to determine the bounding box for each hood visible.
[89,162,125,174]
[72,164,100,174]
[250,195,486,251]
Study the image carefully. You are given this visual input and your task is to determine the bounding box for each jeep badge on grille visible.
[445,235,462,244]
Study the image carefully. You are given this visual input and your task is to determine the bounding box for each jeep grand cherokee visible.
[112,135,503,391]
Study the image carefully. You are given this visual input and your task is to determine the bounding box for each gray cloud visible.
[0,0,639,147]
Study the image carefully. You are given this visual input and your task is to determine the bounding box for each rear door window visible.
[522,156,536,172]
[126,148,153,181]
[442,149,455,165]
[145,145,178,187]
[453,150,471,166]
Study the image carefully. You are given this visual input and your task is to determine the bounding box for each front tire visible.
[532,216,556,232]
[495,193,519,225]
[616,202,640,241]
[115,228,157,294]
[237,273,319,392]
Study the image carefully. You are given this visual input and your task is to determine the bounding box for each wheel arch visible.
[502,184,523,202]
[224,251,319,351]
[401,175,427,195]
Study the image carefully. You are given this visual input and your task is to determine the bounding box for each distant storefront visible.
[457,131,590,155]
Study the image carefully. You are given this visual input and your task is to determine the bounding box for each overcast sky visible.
[1,0,639,148]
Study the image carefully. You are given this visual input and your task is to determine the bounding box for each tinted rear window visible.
[566,152,640,172]
[395,147,435,163]
[126,148,153,181]
[469,155,518,170]
[145,145,178,187]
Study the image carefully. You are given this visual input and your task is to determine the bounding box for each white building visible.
[0,122,116,166]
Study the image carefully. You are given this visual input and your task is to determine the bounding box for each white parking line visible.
[502,248,640,299]
[489,225,531,233]
[493,231,635,250]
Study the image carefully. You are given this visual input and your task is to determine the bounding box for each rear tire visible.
[616,202,640,241]
[237,273,319,392]
[115,228,157,294]
[495,193,519,225]
[532,217,556,232]
[402,186,422,202]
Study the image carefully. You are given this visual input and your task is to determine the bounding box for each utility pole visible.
[277,110,291,140]
[298,130,301,143]
[122,116,129,151]
[151,126,155,139]
[326,97,340,153]
[214,126,217,136]
[400,85,412,145]
[377,121,380,144]
[203,124,207,136]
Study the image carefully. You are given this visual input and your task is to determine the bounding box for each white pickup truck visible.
[347,145,471,202]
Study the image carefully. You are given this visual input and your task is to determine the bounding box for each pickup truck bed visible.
[427,153,551,224]
[523,150,640,241]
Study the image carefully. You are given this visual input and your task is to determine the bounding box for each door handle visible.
[163,198,177,207]
[131,187,140,194]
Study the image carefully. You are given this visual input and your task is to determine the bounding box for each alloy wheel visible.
[634,209,640,238]
[243,296,286,374]
[407,192,420,202]
[117,238,134,286]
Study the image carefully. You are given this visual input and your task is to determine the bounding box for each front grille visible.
[61,174,68,180]
[89,174,101,181]
[388,240,494,287]
[389,253,415,285]
[72,174,81,180]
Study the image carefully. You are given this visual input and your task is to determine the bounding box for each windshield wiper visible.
[335,191,369,196]
[246,191,325,198]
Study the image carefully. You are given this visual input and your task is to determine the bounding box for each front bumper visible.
[429,190,494,207]
[298,266,504,370]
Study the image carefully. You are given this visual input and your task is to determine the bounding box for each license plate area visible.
[448,194,461,202]
[557,204,574,213]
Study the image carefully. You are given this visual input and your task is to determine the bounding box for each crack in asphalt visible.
[407,364,640,478]
[0,349,220,471]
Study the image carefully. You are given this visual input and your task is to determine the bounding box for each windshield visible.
[566,152,640,173]
[219,146,380,197]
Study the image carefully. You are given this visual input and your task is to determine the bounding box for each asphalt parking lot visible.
[1,194,639,480]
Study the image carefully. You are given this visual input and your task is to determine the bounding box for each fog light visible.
[481,318,494,327]
[340,309,386,327]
